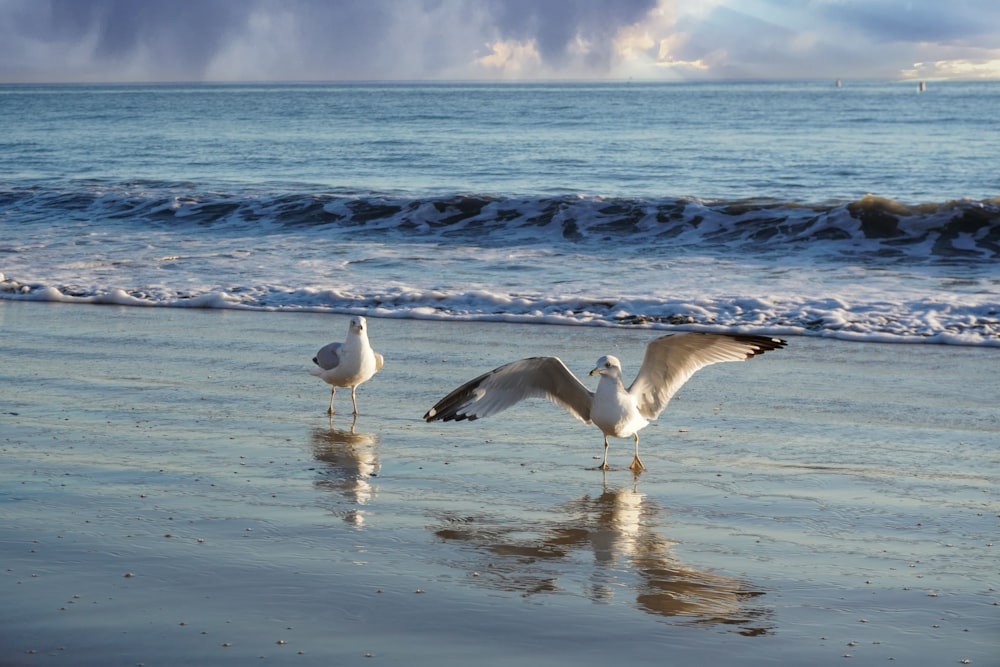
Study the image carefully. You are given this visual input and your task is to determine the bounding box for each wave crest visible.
[3,182,999,260]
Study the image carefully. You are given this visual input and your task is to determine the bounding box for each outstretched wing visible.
[313,341,342,370]
[628,333,786,420]
[424,356,594,424]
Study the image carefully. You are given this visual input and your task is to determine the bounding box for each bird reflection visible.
[310,416,380,526]
[434,481,770,635]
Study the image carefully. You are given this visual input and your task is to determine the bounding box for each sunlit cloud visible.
[654,33,712,73]
[477,38,543,76]
[901,58,1000,80]
[613,23,657,62]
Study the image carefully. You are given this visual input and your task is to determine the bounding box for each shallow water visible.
[1,302,997,665]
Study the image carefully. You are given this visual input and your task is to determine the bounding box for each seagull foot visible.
[629,457,645,474]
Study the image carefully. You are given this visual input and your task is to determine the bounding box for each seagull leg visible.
[598,436,611,470]
[327,387,337,414]
[350,386,360,416]
[629,434,645,473]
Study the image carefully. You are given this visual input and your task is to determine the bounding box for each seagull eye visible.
[604,361,612,368]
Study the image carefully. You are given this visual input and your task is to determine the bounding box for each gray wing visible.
[423,356,594,423]
[313,342,342,370]
[628,333,786,420]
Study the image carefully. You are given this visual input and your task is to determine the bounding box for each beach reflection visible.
[434,482,770,634]
[310,416,380,526]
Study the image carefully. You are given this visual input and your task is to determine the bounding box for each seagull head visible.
[589,355,623,379]
[349,316,367,334]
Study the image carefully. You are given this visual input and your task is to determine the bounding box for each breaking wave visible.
[3,182,999,261]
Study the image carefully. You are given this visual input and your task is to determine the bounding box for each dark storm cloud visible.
[0,0,251,80]
[0,0,661,81]
[486,0,657,65]
[47,0,241,64]
[19,0,392,79]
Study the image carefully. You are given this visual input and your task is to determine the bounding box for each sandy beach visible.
[1,300,997,666]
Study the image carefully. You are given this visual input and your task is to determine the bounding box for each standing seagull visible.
[310,316,384,415]
[424,333,785,472]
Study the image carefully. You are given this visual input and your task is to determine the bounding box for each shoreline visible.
[2,301,997,666]
[2,295,997,349]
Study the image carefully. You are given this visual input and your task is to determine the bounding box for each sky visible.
[1,0,999,83]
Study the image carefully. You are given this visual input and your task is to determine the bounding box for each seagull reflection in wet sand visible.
[435,483,770,634]
[311,416,380,525]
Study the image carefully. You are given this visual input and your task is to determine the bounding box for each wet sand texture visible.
[2,302,997,666]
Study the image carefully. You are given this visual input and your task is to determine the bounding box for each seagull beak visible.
[589,367,600,377]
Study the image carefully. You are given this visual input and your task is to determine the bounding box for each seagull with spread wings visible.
[423,332,786,472]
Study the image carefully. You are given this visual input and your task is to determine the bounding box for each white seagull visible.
[423,333,786,472]
[310,316,384,415]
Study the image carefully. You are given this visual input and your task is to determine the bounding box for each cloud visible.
[818,0,1000,45]
[0,0,998,82]
[484,0,656,69]
[0,0,664,81]
[477,39,543,77]
[660,0,1000,80]
[1,0,247,81]
[902,59,1000,80]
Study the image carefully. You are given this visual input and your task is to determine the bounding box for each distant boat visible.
[918,81,927,92]
[835,79,842,88]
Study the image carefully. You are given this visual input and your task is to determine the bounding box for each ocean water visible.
[1,80,998,346]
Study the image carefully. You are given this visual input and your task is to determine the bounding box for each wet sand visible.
[1,301,997,666]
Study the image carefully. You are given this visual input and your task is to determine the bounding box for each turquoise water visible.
[1,81,998,345]
[3,80,998,199]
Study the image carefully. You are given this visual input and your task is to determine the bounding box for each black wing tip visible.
[423,369,496,424]
[423,409,476,423]
[682,332,787,352]
[733,334,788,357]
